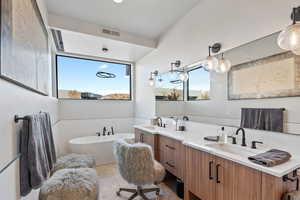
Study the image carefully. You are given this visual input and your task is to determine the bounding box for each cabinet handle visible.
[166,162,175,168]
[209,161,214,180]
[216,164,221,183]
[165,145,175,150]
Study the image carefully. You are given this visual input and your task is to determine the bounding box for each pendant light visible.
[216,53,232,73]
[278,7,300,52]
[205,44,221,71]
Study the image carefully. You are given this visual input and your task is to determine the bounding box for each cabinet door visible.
[134,129,158,159]
[233,162,261,200]
[261,171,297,200]
[215,156,235,200]
[215,156,261,200]
[174,139,184,180]
[134,129,142,143]
[185,147,215,200]
[142,133,155,150]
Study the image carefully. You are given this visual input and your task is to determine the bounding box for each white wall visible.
[57,100,135,155]
[135,0,300,134]
[0,1,59,199]
[0,81,59,200]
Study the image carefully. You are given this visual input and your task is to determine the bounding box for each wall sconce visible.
[148,70,158,86]
[204,43,231,73]
[205,43,221,72]
[170,60,189,81]
[278,6,300,55]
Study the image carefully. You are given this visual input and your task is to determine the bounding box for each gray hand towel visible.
[28,114,50,188]
[241,108,284,132]
[20,113,55,196]
[40,112,56,170]
[20,118,31,196]
[248,149,291,167]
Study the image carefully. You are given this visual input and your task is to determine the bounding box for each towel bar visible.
[242,108,286,111]
[14,115,29,123]
[1,115,30,174]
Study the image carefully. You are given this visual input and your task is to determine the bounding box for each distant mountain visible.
[102,93,130,100]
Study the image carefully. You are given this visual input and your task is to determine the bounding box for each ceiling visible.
[58,30,154,62]
[45,0,200,40]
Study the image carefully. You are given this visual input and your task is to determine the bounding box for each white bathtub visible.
[69,133,134,165]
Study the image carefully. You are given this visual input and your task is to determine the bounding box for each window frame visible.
[187,66,210,101]
[55,54,133,101]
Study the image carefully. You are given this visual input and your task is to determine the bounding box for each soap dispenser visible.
[218,127,227,144]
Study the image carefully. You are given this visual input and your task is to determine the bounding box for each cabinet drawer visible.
[160,149,177,175]
[159,135,178,151]
[158,135,183,178]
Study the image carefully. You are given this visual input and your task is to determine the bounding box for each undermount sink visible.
[205,143,262,158]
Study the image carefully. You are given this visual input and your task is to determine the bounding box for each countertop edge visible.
[134,125,300,178]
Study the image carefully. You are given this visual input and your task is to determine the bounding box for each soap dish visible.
[204,136,219,142]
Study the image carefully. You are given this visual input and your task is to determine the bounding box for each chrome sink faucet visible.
[235,128,246,147]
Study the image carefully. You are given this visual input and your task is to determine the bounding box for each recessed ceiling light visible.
[113,0,123,3]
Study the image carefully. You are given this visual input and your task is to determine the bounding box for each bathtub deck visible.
[96,164,181,200]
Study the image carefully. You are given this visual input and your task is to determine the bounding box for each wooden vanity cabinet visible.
[134,128,158,160]
[158,135,185,180]
[185,147,216,200]
[185,146,299,200]
[185,146,261,200]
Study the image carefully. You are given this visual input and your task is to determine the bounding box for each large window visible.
[187,67,210,100]
[57,55,131,100]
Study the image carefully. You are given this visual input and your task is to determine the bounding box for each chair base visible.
[116,186,160,200]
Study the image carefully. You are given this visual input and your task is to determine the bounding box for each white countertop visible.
[134,124,300,177]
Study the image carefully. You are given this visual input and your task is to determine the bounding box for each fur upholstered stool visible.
[39,168,98,200]
[51,154,96,175]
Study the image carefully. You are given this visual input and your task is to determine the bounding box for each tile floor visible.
[96,164,182,200]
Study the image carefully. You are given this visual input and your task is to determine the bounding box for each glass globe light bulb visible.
[149,77,155,87]
[216,58,232,73]
[179,71,189,81]
[205,56,218,71]
[278,24,300,51]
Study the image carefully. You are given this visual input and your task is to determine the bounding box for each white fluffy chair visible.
[113,139,165,200]
[39,168,98,200]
